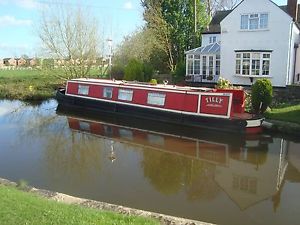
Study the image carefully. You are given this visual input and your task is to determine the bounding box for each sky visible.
[0,0,290,58]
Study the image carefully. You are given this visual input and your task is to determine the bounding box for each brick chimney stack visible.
[287,0,298,21]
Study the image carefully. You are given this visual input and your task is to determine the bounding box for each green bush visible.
[251,78,273,114]
[111,64,125,80]
[149,79,157,85]
[124,59,144,81]
[173,61,186,83]
[216,77,233,89]
[143,63,154,82]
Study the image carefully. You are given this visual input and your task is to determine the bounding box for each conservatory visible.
[185,42,220,83]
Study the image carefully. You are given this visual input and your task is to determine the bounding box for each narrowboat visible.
[56,78,264,134]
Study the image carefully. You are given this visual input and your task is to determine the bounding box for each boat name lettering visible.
[205,96,224,105]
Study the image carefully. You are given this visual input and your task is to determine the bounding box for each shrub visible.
[216,77,233,89]
[111,64,125,80]
[251,78,273,114]
[173,61,186,83]
[149,79,157,85]
[143,63,154,82]
[124,59,144,81]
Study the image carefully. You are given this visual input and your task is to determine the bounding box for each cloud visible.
[124,1,133,10]
[0,15,32,26]
[17,0,41,9]
[0,0,42,10]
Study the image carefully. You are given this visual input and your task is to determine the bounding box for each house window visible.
[194,55,201,75]
[242,53,250,75]
[262,53,270,75]
[241,13,268,30]
[209,56,214,76]
[251,53,260,75]
[236,52,271,76]
[209,36,217,44]
[202,56,207,76]
[216,55,220,76]
[147,92,166,106]
[118,89,133,101]
[187,55,193,75]
[78,85,89,95]
[236,54,241,74]
[103,87,113,98]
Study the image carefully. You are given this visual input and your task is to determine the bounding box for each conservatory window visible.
[194,55,201,75]
[78,85,89,95]
[209,56,214,76]
[216,55,220,76]
[187,55,193,75]
[202,56,207,76]
[118,89,133,101]
[147,92,166,106]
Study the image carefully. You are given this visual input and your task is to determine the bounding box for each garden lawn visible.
[0,185,159,225]
[0,69,102,101]
[265,104,300,124]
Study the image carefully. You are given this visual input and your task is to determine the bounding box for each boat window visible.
[147,92,166,106]
[118,89,133,101]
[103,87,113,98]
[78,85,89,95]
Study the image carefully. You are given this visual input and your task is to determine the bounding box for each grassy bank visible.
[265,104,300,124]
[0,185,158,225]
[0,69,102,101]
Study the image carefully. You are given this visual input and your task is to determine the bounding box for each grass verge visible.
[0,185,158,225]
[0,69,103,101]
[265,104,300,124]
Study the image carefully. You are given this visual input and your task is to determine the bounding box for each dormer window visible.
[209,36,217,44]
[241,13,268,30]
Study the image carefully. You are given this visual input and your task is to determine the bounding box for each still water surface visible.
[0,100,299,225]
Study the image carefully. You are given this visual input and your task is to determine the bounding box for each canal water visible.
[0,99,299,225]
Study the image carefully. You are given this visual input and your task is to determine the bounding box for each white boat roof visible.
[71,78,213,92]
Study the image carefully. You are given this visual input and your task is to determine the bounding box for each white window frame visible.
[147,92,166,106]
[118,89,133,101]
[235,52,271,77]
[78,85,89,95]
[103,87,113,99]
[240,13,269,31]
[209,36,217,44]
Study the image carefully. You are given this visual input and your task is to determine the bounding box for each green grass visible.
[0,68,105,101]
[265,104,300,124]
[0,185,159,225]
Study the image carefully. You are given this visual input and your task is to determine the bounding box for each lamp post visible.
[107,38,113,79]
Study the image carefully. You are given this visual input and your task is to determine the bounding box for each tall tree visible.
[141,0,209,72]
[204,0,241,16]
[38,3,100,79]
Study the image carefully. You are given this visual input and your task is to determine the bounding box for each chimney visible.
[287,0,298,21]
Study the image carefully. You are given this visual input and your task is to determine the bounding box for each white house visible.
[186,0,300,87]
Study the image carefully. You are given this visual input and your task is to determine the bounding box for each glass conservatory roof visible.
[185,42,220,55]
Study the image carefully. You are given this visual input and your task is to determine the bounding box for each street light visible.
[107,38,113,79]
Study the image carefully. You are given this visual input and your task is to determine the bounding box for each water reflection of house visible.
[214,139,288,210]
[288,142,300,174]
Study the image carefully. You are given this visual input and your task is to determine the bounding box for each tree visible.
[141,0,209,72]
[204,0,241,16]
[37,3,100,79]
[124,59,144,81]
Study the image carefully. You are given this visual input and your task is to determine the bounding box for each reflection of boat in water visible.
[56,78,264,134]
[58,109,292,212]
[57,106,272,167]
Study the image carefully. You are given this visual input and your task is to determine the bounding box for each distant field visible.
[0,68,103,101]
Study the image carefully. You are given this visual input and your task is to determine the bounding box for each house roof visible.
[185,42,220,55]
[202,3,300,34]
[203,10,232,34]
